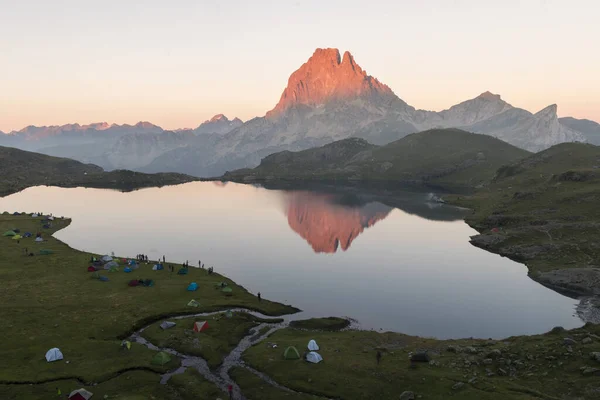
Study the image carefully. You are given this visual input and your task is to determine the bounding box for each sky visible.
[1,0,598,132]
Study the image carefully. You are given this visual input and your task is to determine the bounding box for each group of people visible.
[136,254,149,263]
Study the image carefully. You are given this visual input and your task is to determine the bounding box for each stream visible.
[129,309,329,400]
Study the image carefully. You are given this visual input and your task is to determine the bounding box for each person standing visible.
[257,292,261,302]
[376,350,382,365]
[227,384,233,399]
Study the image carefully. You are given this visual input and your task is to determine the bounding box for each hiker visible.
[163,255,166,263]
[376,350,382,365]
[227,384,233,399]
[257,292,261,302]
[198,260,201,268]
[202,263,205,269]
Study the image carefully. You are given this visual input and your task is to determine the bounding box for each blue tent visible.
[99,276,109,282]
[128,260,137,266]
[124,267,132,273]
[187,282,199,291]
[13,212,19,216]
[23,232,32,238]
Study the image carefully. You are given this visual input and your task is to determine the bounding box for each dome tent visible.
[193,321,209,332]
[187,282,199,291]
[160,321,176,330]
[308,339,319,351]
[45,347,64,362]
[152,351,171,366]
[306,351,323,364]
[283,346,300,360]
[68,388,93,400]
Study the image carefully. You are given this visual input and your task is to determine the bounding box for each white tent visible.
[101,255,113,262]
[35,237,43,242]
[160,321,176,330]
[308,339,319,351]
[32,214,39,218]
[306,351,323,364]
[69,388,93,399]
[45,347,64,362]
[48,216,55,221]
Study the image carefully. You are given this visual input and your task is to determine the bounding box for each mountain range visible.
[1,48,598,177]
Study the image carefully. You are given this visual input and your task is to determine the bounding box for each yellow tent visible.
[11,235,22,240]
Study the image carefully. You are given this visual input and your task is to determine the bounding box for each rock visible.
[429,360,439,367]
[487,349,502,359]
[563,338,577,346]
[468,377,478,384]
[452,382,465,390]
[483,358,493,365]
[590,352,600,362]
[399,391,415,400]
[582,337,593,344]
[465,346,478,354]
[549,326,565,334]
[446,345,461,353]
[497,368,508,376]
[410,352,430,363]
[582,367,600,376]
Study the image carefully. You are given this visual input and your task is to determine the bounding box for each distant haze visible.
[1,0,598,132]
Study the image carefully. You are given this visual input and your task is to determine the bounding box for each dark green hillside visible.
[449,142,600,296]
[0,145,197,196]
[223,129,531,189]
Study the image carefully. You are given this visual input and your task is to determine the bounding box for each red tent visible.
[193,321,209,332]
[128,280,139,287]
[87,266,97,272]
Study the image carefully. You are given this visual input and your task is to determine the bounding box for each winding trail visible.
[130,308,331,400]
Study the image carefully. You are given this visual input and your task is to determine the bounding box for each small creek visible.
[130,309,329,400]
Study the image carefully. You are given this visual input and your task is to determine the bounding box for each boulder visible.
[563,338,577,346]
[486,349,502,359]
[590,352,600,362]
[582,337,592,344]
[452,382,465,390]
[399,391,415,400]
[410,352,430,362]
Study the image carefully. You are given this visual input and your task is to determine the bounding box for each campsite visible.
[3,212,600,399]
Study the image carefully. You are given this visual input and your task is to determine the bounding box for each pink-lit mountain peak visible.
[267,48,395,117]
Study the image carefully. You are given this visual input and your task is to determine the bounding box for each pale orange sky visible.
[1,0,598,132]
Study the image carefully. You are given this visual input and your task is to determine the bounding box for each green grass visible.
[0,369,226,400]
[289,317,350,331]
[0,213,297,386]
[230,367,320,400]
[242,324,600,400]
[141,311,276,369]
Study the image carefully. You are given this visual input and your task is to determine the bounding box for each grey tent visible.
[103,261,118,270]
[101,255,113,262]
[160,321,176,330]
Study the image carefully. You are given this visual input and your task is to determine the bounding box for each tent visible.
[68,388,93,400]
[108,266,119,272]
[187,299,200,307]
[308,340,319,351]
[306,351,323,364]
[35,237,43,242]
[187,282,199,291]
[193,321,209,333]
[128,259,136,266]
[142,279,154,287]
[216,282,228,288]
[101,255,113,262]
[152,264,164,271]
[32,214,39,217]
[48,216,55,221]
[91,271,100,279]
[14,229,21,233]
[12,235,22,240]
[105,261,118,268]
[87,266,97,272]
[283,346,300,360]
[3,230,16,237]
[221,287,233,294]
[23,232,32,238]
[128,280,139,287]
[151,351,171,366]
[12,212,19,216]
[42,224,50,229]
[124,267,132,273]
[45,348,64,362]
[99,276,109,282]
[225,310,233,318]
[121,340,131,350]
[177,268,188,275]
[160,321,176,330]
[39,249,54,255]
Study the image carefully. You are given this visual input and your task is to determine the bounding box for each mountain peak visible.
[266,48,395,118]
[477,91,502,101]
[535,104,558,118]
[209,114,229,122]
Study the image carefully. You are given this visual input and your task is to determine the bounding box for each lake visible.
[0,182,582,339]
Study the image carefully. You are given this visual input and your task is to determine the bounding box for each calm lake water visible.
[0,182,582,339]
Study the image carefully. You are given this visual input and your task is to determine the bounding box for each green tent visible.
[152,351,171,365]
[177,268,188,275]
[109,266,119,272]
[222,287,232,293]
[39,249,54,255]
[187,299,200,307]
[284,346,300,360]
[91,271,100,279]
[3,231,16,237]
[225,310,233,318]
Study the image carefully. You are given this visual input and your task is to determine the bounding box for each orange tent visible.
[193,321,209,333]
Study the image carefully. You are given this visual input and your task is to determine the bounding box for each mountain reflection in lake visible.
[0,182,582,339]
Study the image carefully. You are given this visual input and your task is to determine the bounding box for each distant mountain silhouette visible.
[282,191,392,253]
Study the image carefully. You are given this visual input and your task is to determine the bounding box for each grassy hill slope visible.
[448,142,600,296]
[223,129,530,189]
[0,145,197,196]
